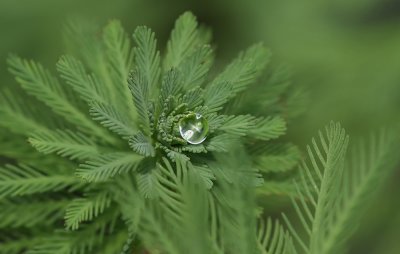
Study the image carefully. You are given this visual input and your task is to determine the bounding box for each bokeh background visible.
[1,0,399,253]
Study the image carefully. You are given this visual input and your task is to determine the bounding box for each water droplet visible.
[178,113,209,144]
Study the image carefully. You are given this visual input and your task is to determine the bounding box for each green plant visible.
[0,11,397,254]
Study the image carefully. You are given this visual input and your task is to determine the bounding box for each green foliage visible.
[283,123,399,254]
[253,143,301,173]
[0,91,52,135]
[179,45,213,89]
[0,198,67,228]
[0,164,80,199]
[7,56,111,142]
[257,218,296,254]
[128,131,155,157]
[163,12,210,70]
[0,11,397,254]
[133,26,161,95]
[136,164,159,199]
[56,55,105,104]
[89,101,136,138]
[65,191,112,230]
[204,43,270,113]
[102,20,136,115]
[127,69,151,135]
[29,130,100,160]
[76,153,142,182]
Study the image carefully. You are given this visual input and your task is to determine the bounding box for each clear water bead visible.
[178,113,209,144]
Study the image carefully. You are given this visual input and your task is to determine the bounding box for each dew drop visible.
[178,113,209,144]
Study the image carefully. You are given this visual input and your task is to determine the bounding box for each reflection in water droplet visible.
[178,113,209,144]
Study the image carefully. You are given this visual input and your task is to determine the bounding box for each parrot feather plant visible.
[0,12,398,254]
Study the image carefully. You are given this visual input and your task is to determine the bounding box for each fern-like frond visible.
[128,69,151,135]
[128,131,155,157]
[313,130,397,254]
[249,116,287,141]
[179,45,213,89]
[284,86,309,121]
[103,20,134,85]
[133,26,161,96]
[29,130,99,160]
[113,175,143,232]
[114,175,172,251]
[203,81,231,113]
[8,55,113,143]
[64,20,118,106]
[204,44,270,111]
[181,87,204,108]
[166,149,189,162]
[103,20,136,116]
[0,198,68,228]
[65,191,112,230]
[0,235,47,254]
[0,164,79,199]
[139,157,211,254]
[206,134,238,152]
[238,64,291,117]
[189,163,216,189]
[163,11,210,70]
[56,55,105,103]
[254,143,301,173]
[26,237,71,254]
[136,161,160,199]
[284,124,400,254]
[207,113,228,132]
[283,122,349,254]
[0,134,39,162]
[76,152,142,182]
[219,114,257,136]
[211,147,259,254]
[159,68,182,105]
[0,91,50,135]
[30,207,120,254]
[138,203,180,254]
[257,218,297,254]
[90,101,136,138]
[181,144,207,153]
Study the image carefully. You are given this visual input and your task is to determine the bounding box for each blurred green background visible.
[1,0,399,253]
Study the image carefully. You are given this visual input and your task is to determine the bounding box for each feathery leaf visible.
[128,131,155,157]
[257,218,296,254]
[164,11,210,69]
[160,68,182,105]
[249,116,286,141]
[103,20,136,115]
[0,164,79,199]
[128,70,151,135]
[137,160,160,199]
[90,101,136,138]
[0,198,68,228]
[133,26,161,96]
[254,143,301,173]
[29,130,99,160]
[8,55,113,142]
[204,44,270,111]
[65,191,112,230]
[56,55,105,103]
[0,91,50,135]
[76,152,142,182]
[179,45,213,89]
[283,122,349,254]
[219,114,257,136]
